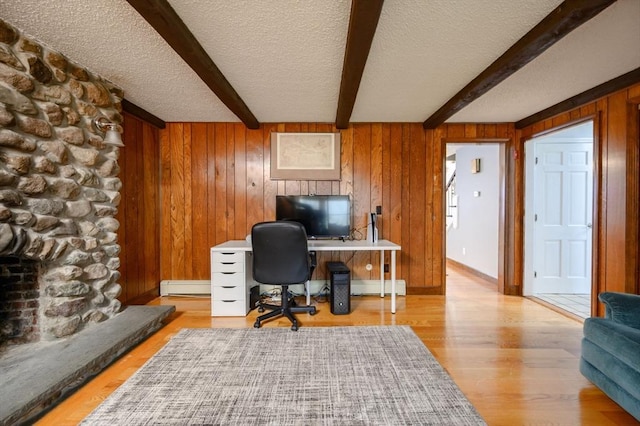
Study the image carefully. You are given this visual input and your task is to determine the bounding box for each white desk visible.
[210,239,401,316]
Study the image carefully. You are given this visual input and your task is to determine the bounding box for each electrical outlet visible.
[384,263,389,273]
[376,205,382,215]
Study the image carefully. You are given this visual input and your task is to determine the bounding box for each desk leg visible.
[380,249,385,298]
[306,280,311,306]
[391,250,396,314]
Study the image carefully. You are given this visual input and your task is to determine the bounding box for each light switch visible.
[473,191,481,197]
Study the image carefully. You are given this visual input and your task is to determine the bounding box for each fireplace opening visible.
[0,256,40,348]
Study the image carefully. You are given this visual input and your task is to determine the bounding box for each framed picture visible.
[270,132,341,180]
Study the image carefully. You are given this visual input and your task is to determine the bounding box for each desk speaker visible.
[327,261,350,315]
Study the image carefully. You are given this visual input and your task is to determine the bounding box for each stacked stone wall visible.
[0,19,124,342]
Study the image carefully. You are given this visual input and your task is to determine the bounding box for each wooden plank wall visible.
[158,122,459,292]
[157,121,518,294]
[117,81,639,301]
[518,81,640,312]
[116,113,161,304]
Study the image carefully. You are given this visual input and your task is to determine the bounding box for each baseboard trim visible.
[446,258,498,285]
[159,279,407,296]
[126,288,161,305]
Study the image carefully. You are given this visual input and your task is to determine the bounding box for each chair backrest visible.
[251,221,311,285]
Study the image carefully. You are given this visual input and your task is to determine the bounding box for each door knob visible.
[587,223,592,228]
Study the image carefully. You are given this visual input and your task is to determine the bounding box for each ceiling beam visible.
[335,0,384,129]
[516,67,640,129]
[122,99,166,129]
[423,0,617,129]
[126,0,260,129]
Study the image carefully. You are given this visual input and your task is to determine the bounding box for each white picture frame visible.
[270,132,341,180]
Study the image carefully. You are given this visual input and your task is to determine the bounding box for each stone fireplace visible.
[0,19,124,346]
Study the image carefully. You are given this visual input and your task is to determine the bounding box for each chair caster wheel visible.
[309,310,316,316]
[254,321,261,328]
[291,324,298,331]
[258,307,265,313]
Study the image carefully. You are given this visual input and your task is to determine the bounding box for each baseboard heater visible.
[159,280,406,296]
[160,280,211,296]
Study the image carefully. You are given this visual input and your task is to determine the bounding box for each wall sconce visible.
[93,117,124,147]
[471,158,481,174]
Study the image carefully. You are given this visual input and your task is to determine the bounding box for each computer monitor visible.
[275,195,351,239]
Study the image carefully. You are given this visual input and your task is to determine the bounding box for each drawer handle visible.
[221,262,235,265]
[221,286,236,289]
[220,252,236,255]
[221,272,236,275]
[222,300,237,303]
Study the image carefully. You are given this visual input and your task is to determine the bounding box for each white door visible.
[531,141,593,293]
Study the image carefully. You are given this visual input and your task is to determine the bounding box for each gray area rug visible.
[82,326,485,425]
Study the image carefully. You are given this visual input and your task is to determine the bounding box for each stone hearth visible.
[0,305,176,425]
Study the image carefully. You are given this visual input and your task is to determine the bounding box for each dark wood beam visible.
[122,99,166,129]
[516,67,640,129]
[126,0,259,129]
[423,0,616,129]
[335,0,384,129]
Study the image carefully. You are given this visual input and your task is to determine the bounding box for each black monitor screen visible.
[275,195,351,239]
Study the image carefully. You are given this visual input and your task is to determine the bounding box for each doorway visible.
[524,121,594,318]
[445,142,503,289]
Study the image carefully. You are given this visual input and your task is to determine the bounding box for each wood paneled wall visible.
[116,83,639,302]
[157,122,517,294]
[518,81,640,311]
[116,113,161,304]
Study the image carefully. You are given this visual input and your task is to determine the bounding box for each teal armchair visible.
[580,292,640,421]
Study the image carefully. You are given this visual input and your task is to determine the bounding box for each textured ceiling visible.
[1,0,638,125]
[450,0,640,122]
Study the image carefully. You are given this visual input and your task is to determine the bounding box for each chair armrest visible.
[599,292,640,329]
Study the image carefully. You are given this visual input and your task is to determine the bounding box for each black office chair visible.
[251,221,317,331]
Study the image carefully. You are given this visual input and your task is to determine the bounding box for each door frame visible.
[523,124,594,296]
[520,117,600,315]
[442,137,509,294]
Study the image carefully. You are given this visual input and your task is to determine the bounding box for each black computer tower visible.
[249,285,260,311]
[327,261,351,315]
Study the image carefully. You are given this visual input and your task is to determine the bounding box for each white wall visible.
[446,144,501,278]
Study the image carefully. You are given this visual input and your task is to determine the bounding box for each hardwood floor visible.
[36,266,637,425]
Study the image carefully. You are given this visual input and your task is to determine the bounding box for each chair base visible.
[254,286,316,331]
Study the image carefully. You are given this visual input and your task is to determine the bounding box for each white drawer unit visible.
[210,250,252,316]
[211,238,401,316]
